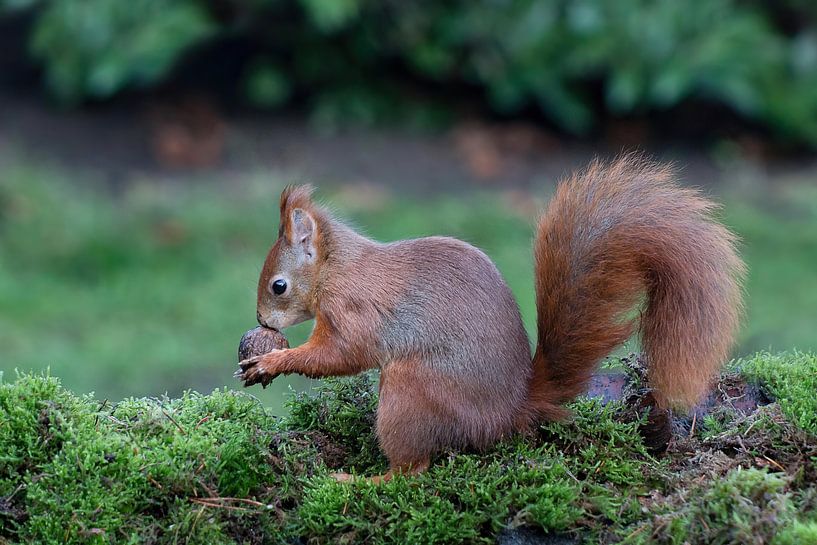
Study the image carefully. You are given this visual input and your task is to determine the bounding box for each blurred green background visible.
[3,0,817,142]
[1,0,816,412]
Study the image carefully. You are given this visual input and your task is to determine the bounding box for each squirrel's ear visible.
[290,208,317,261]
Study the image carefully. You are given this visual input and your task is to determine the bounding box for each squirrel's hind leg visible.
[329,359,439,484]
[374,359,470,478]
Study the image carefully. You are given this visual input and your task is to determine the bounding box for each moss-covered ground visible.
[1,352,816,544]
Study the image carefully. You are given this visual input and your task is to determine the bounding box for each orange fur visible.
[526,156,745,418]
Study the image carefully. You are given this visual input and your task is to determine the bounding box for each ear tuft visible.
[279,185,315,217]
[278,184,316,239]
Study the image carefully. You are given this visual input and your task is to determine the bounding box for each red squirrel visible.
[236,155,745,480]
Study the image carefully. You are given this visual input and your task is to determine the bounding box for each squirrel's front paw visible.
[235,350,284,388]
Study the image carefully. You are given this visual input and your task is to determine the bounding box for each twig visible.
[161,409,186,435]
[189,498,251,512]
[562,465,581,483]
[195,416,211,429]
[718,382,746,406]
[624,525,646,541]
[199,481,217,498]
[762,455,786,472]
[190,505,205,536]
[94,399,108,428]
[106,415,129,427]
[195,497,267,507]
[689,412,697,437]
[743,419,760,437]
[189,496,273,515]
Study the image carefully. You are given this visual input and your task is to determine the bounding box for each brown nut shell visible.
[238,326,289,361]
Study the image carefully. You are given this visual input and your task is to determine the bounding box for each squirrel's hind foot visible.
[330,459,430,485]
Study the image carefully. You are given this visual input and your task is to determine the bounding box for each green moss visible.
[739,351,817,434]
[0,373,80,480]
[2,353,817,544]
[692,468,791,542]
[295,441,584,544]
[632,468,797,545]
[774,520,817,545]
[1,373,282,544]
[284,373,385,472]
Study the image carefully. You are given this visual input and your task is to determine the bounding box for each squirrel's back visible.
[377,236,530,373]
[313,231,531,381]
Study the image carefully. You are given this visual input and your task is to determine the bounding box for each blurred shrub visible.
[29,0,215,102]
[3,0,817,143]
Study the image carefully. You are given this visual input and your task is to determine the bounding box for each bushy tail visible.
[527,155,745,419]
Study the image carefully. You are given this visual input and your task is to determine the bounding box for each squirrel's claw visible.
[235,353,281,388]
[238,355,263,372]
[234,356,259,386]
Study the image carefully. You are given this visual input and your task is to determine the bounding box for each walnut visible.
[238,326,289,362]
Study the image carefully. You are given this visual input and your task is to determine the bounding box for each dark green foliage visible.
[30,0,215,103]
[3,0,817,144]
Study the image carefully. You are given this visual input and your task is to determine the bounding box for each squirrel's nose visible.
[256,311,268,328]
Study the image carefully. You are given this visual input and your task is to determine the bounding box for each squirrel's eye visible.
[272,279,287,295]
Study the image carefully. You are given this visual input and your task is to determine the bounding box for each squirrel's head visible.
[256,185,320,330]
